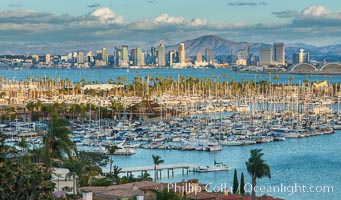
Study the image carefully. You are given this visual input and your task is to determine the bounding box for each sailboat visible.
[193,154,229,172]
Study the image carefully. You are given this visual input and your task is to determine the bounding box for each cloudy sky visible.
[0,0,340,50]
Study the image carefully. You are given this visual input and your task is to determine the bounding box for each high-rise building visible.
[244,46,250,59]
[151,47,157,65]
[157,44,166,67]
[273,42,285,65]
[31,54,39,63]
[135,47,143,66]
[102,48,108,64]
[293,49,309,64]
[169,50,176,66]
[77,51,84,64]
[130,49,136,65]
[122,45,129,65]
[196,52,202,62]
[45,54,51,64]
[205,48,214,63]
[115,47,121,66]
[178,43,186,64]
[259,45,273,65]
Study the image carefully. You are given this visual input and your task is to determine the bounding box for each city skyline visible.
[0,0,340,50]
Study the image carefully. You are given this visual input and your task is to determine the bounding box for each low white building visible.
[52,168,76,194]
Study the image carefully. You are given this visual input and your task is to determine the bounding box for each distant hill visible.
[0,35,340,61]
[166,35,341,59]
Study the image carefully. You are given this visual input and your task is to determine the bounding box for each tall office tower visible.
[114,47,121,66]
[178,43,186,64]
[169,50,176,66]
[205,48,214,63]
[259,45,273,65]
[244,46,250,59]
[196,52,202,62]
[293,49,309,64]
[135,47,143,66]
[151,47,157,64]
[273,42,285,65]
[237,50,245,59]
[45,54,51,64]
[102,48,108,64]
[122,45,129,64]
[31,54,39,63]
[77,51,84,64]
[130,49,136,65]
[157,44,166,67]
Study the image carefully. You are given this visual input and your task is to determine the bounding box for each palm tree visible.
[43,115,76,170]
[106,145,119,174]
[112,165,122,184]
[245,149,271,200]
[152,154,164,182]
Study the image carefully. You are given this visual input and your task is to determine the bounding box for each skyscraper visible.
[169,50,176,66]
[205,48,214,63]
[45,54,51,64]
[151,47,157,65]
[273,42,285,65]
[178,43,186,64]
[135,47,143,66]
[77,51,84,64]
[293,49,309,64]
[244,46,250,59]
[196,52,202,62]
[157,44,166,67]
[259,45,273,65]
[102,48,108,64]
[122,45,129,65]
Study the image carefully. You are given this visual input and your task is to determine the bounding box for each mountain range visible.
[0,35,340,60]
[166,35,341,60]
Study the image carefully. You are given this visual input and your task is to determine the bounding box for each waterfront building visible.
[135,47,144,66]
[45,54,51,64]
[122,45,129,66]
[102,48,108,64]
[31,54,39,63]
[77,51,84,64]
[196,52,202,63]
[293,49,310,64]
[169,50,176,66]
[130,49,136,65]
[273,42,285,65]
[157,44,166,67]
[151,47,157,65]
[115,47,121,66]
[178,43,186,64]
[205,48,214,63]
[244,46,250,59]
[259,45,273,65]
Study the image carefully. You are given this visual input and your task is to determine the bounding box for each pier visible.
[107,164,199,180]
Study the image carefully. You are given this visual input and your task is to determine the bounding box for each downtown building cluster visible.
[0,41,314,69]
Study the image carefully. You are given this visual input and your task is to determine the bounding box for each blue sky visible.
[0,0,340,49]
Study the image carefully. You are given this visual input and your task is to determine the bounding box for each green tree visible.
[106,145,119,175]
[240,172,245,195]
[43,115,76,170]
[245,149,271,200]
[233,169,239,194]
[152,154,164,182]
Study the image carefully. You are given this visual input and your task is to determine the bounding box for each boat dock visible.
[112,164,199,179]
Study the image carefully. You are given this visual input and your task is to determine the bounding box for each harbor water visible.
[109,131,340,200]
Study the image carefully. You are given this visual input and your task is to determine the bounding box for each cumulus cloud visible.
[0,5,340,49]
[188,18,208,26]
[302,5,329,17]
[153,14,184,24]
[90,7,125,24]
[227,1,267,6]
